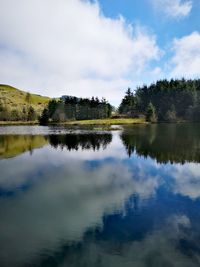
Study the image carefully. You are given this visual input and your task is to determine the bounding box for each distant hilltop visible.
[60,95,82,102]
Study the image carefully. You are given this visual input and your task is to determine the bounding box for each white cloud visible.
[150,66,162,76]
[152,0,192,18]
[62,214,196,267]
[170,32,200,78]
[0,0,160,105]
[171,163,200,199]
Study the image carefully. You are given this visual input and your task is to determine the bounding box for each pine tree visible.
[146,102,157,122]
[39,108,49,125]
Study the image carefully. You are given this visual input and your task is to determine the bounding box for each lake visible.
[0,124,200,267]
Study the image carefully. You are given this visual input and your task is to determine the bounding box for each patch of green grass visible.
[0,121,38,125]
[62,118,146,125]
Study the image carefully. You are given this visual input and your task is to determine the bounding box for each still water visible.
[0,124,200,267]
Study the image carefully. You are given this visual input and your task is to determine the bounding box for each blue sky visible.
[99,0,200,42]
[0,0,200,105]
[99,0,200,82]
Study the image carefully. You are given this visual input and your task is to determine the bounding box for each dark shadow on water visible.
[49,133,112,151]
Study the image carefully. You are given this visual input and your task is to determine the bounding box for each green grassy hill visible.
[0,84,51,121]
[0,84,50,113]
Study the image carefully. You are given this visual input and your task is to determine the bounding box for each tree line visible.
[40,96,112,124]
[118,79,200,122]
[1,79,200,123]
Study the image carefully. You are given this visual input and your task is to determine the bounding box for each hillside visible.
[0,84,50,112]
[0,84,50,121]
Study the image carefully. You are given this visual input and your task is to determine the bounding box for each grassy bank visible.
[0,118,146,126]
[0,121,38,125]
[62,118,146,125]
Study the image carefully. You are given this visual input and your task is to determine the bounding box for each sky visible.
[0,0,200,105]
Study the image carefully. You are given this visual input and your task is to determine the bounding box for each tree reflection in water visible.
[121,124,200,164]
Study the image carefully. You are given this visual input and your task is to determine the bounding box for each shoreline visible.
[0,119,195,127]
[0,121,39,125]
[0,118,147,126]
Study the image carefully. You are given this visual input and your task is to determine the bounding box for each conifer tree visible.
[146,102,157,122]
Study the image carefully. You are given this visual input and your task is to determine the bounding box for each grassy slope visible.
[0,84,50,114]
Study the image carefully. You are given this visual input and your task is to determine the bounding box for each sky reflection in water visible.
[0,124,200,267]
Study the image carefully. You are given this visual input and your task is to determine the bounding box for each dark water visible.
[1,124,200,267]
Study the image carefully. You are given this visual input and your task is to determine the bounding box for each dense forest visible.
[119,79,200,122]
[40,96,112,124]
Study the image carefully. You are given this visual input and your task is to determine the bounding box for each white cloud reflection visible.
[0,132,200,266]
[0,140,160,266]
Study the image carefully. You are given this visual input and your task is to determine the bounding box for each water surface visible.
[1,124,200,267]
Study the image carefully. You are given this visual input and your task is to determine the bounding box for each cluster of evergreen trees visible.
[40,96,112,124]
[119,79,200,122]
